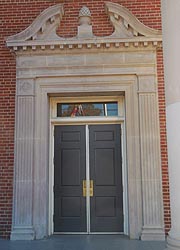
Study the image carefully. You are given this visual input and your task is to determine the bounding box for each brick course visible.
[0,0,169,238]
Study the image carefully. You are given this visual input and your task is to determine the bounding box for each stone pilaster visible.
[161,0,180,249]
[138,75,165,241]
[11,79,35,240]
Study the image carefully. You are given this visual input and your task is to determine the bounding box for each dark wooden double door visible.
[54,124,123,233]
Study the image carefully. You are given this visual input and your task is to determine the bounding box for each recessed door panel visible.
[95,148,115,185]
[95,196,116,217]
[61,149,81,186]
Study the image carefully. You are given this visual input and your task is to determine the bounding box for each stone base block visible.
[11,226,35,240]
[141,227,165,241]
[166,235,180,250]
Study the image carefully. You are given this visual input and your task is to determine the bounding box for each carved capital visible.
[17,79,35,96]
[138,75,157,93]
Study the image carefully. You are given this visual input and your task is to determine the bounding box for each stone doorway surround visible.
[7,2,165,241]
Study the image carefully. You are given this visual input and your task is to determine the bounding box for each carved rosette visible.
[17,80,34,96]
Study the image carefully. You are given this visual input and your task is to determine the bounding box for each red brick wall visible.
[157,50,171,234]
[0,0,169,238]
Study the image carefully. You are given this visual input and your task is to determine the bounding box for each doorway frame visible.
[10,55,165,241]
[49,96,128,235]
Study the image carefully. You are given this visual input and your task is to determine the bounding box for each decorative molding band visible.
[8,39,162,52]
[6,3,162,52]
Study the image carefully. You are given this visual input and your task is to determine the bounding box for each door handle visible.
[82,180,94,197]
[90,180,93,197]
[83,180,86,197]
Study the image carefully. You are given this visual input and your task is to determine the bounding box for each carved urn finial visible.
[78,6,93,38]
[78,6,92,25]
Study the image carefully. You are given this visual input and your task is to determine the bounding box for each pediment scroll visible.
[7,4,64,44]
[105,2,162,38]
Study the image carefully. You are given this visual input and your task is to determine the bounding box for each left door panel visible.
[54,125,86,232]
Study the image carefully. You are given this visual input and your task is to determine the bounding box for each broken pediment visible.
[6,2,162,51]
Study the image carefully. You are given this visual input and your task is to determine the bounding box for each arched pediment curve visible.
[7,4,64,43]
[105,2,161,38]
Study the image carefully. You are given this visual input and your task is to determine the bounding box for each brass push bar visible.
[83,180,94,197]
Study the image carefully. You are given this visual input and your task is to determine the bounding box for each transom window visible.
[50,96,125,120]
[57,102,118,117]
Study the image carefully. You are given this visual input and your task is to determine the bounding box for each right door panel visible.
[89,124,124,232]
